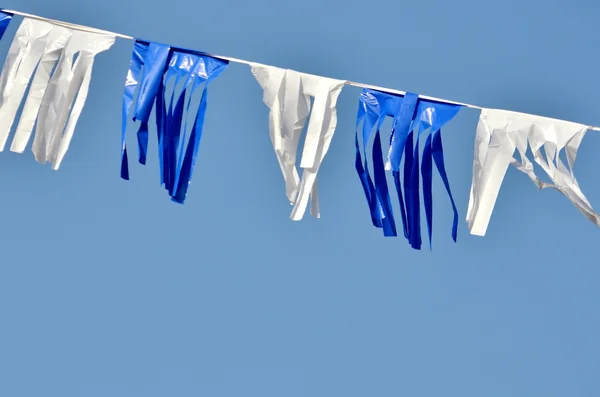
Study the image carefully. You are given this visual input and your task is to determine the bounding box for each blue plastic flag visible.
[121,40,228,204]
[355,89,461,250]
[0,11,12,40]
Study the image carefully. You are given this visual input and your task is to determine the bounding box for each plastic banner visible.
[467,109,600,235]
[121,40,229,204]
[355,89,461,249]
[250,63,346,220]
[0,10,12,40]
[0,17,115,169]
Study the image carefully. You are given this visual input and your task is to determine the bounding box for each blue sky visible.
[1,0,600,396]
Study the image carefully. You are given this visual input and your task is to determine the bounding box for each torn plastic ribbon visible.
[121,40,228,204]
[0,11,12,40]
[250,63,346,220]
[355,89,461,249]
[467,108,599,236]
[0,18,115,169]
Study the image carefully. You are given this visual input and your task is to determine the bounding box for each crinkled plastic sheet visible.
[467,108,600,236]
[250,63,346,220]
[0,17,115,169]
[0,11,12,40]
[121,40,229,204]
[355,89,461,250]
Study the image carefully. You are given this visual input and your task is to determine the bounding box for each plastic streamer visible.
[0,17,115,169]
[121,40,229,204]
[0,11,12,40]
[355,89,461,249]
[466,109,600,236]
[250,63,346,220]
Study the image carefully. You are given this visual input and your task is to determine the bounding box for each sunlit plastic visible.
[121,40,228,204]
[0,11,12,40]
[250,63,346,220]
[355,89,461,249]
[467,109,600,235]
[0,17,115,169]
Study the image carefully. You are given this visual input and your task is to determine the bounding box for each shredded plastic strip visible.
[250,63,346,220]
[0,17,114,169]
[121,40,228,204]
[466,109,600,236]
[355,89,461,249]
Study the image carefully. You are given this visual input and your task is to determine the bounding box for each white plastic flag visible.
[0,18,115,169]
[250,63,346,220]
[466,108,600,236]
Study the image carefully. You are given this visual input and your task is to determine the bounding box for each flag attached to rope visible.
[121,40,229,204]
[250,63,346,220]
[0,17,115,169]
[355,89,461,250]
[466,109,600,236]
[0,10,12,40]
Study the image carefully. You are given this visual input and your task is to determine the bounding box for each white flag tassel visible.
[466,109,600,236]
[250,63,346,220]
[0,17,115,169]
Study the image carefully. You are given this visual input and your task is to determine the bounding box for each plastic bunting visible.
[0,11,12,40]
[121,40,228,204]
[466,109,600,236]
[250,63,346,220]
[355,89,461,250]
[2,8,600,243]
[0,17,114,169]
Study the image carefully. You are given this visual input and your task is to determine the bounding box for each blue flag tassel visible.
[0,11,12,40]
[355,89,461,250]
[120,40,228,204]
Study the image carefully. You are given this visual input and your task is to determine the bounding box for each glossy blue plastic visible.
[355,89,461,250]
[121,40,228,204]
[0,11,12,40]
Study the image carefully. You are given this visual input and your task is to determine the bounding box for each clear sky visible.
[2,0,600,396]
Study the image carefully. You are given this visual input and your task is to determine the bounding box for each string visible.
[2,8,599,132]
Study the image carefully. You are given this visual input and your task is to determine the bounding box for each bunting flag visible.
[355,89,461,249]
[466,109,600,236]
[250,63,346,220]
[121,40,229,204]
[0,8,599,244]
[0,11,11,40]
[0,16,115,169]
